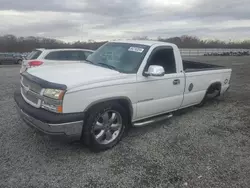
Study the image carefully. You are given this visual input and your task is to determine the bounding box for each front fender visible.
[62,84,137,119]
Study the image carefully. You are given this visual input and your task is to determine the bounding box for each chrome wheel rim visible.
[93,110,123,145]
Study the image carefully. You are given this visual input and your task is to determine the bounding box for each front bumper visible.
[14,90,84,141]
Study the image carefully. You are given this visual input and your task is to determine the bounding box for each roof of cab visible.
[111,40,175,47]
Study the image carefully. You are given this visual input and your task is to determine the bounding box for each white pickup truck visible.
[14,40,232,151]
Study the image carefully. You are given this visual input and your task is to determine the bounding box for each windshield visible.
[86,42,150,73]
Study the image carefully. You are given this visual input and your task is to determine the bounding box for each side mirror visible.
[144,65,165,77]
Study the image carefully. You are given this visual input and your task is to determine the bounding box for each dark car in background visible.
[0,53,23,65]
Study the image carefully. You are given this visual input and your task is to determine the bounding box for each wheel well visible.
[84,98,133,123]
[207,82,222,94]
[197,82,222,107]
[116,99,132,122]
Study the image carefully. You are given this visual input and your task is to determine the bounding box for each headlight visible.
[43,89,65,100]
[42,99,63,113]
[42,89,65,113]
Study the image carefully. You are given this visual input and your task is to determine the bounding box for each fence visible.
[180,48,250,56]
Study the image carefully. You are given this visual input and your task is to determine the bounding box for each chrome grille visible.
[21,76,44,107]
[21,86,39,104]
[22,77,42,94]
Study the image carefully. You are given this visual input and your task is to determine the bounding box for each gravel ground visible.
[0,57,250,188]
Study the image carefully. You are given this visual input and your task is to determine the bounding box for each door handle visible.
[173,79,180,85]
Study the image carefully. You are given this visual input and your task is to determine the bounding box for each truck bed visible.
[183,60,225,72]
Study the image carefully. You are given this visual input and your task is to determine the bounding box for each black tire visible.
[82,101,129,152]
[196,87,220,107]
[17,59,22,65]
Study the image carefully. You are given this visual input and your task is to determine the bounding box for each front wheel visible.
[82,102,129,152]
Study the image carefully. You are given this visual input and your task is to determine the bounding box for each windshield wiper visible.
[96,63,120,72]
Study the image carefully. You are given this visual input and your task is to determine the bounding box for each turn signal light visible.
[57,105,63,113]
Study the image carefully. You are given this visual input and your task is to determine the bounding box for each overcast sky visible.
[0,0,249,42]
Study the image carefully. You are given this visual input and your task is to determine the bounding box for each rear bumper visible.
[19,66,27,74]
[14,90,84,141]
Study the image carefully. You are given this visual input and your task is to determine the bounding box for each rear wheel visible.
[17,59,22,65]
[82,102,129,152]
[196,85,221,107]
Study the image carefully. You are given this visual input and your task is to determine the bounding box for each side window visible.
[78,51,86,60]
[147,48,176,74]
[67,51,81,60]
[84,51,93,58]
[44,51,59,60]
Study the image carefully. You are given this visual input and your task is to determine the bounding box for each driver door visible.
[136,46,185,120]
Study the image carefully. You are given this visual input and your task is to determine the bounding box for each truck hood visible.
[27,62,127,89]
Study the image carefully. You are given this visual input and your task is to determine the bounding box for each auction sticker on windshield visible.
[128,47,144,53]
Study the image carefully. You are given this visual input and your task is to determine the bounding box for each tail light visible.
[28,61,43,67]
